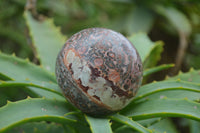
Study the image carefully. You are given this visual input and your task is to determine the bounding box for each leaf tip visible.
[184,97,188,100]
[0,80,5,83]
[178,70,183,75]
[45,65,51,71]
[27,96,31,99]
[160,95,168,99]
[170,64,175,67]
[165,75,170,79]
[153,80,157,83]
[7,100,12,104]
[25,58,30,62]
[189,67,194,72]
[12,53,16,57]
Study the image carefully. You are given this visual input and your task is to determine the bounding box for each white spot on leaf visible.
[41,108,47,112]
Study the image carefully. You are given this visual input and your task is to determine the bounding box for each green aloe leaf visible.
[0,80,62,96]
[0,24,31,58]
[146,69,200,101]
[143,64,174,77]
[7,122,67,133]
[0,52,56,83]
[128,33,163,68]
[121,98,200,121]
[137,118,163,128]
[125,7,154,35]
[0,73,11,80]
[85,115,112,133]
[145,89,199,101]
[0,98,77,132]
[148,119,178,133]
[24,11,66,73]
[133,80,200,102]
[169,69,200,132]
[0,53,61,98]
[143,42,163,69]
[186,54,200,69]
[128,33,153,62]
[155,5,191,35]
[168,69,200,83]
[189,120,200,133]
[114,126,136,133]
[110,114,153,133]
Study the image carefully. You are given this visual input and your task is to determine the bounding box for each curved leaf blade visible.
[0,98,77,132]
[137,118,163,128]
[128,33,163,69]
[7,121,67,133]
[128,33,154,62]
[134,80,200,101]
[24,11,66,73]
[189,120,200,133]
[0,73,12,80]
[110,114,153,133]
[168,69,200,83]
[85,115,112,133]
[149,69,200,101]
[125,7,154,35]
[0,53,56,83]
[143,42,163,69]
[148,119,178,133]
[0,80,62,96]
[0,53,60,98]
[121,98,200,121]
[143,64,174,77]
[155,6,191,35]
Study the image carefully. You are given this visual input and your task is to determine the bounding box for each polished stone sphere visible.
[56,28,143,116]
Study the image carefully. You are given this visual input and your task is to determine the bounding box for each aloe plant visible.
[0,10,199,133]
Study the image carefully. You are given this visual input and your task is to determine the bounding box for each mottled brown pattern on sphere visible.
[56,28,143,116]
